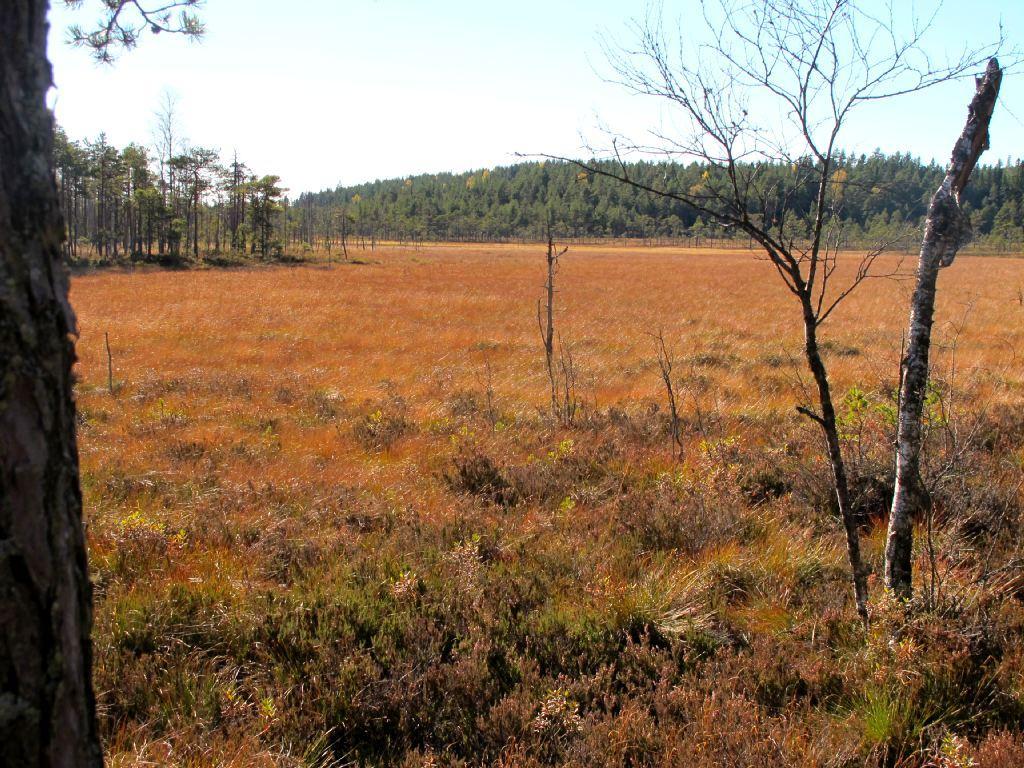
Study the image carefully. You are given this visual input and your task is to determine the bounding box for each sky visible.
[47,0,1024,196]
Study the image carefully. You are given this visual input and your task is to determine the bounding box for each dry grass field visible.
[72,244,1024,766]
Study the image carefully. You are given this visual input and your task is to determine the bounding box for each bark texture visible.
[884,59,1003,599]
[0,1,104,765]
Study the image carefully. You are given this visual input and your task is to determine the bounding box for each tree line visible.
[56,129,1024,264]
[55,126,285,263]
[300,154,1024,249]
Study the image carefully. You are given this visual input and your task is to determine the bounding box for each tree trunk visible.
[885,59,1003,599]
[802,305,869,624]
[542,234,558,419]
[0,1,104,765]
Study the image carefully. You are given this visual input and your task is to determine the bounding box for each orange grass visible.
[71,243,1024,766]
[73,244,1024,529]
[74,243,1024,405]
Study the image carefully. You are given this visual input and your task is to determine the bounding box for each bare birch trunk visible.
[0,2,104,765]
[885,59,1002,599]
[542,235,558,418]
[538,229,565,421]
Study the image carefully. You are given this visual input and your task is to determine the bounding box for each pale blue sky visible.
[47,1,1023,195]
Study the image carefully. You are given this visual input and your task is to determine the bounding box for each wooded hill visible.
[55,127,1024,263]
[298,156,1024,248]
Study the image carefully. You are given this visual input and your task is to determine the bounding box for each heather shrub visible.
[354,396,414,450]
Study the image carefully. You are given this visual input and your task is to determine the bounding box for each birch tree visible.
[884,59,1003,599]
[542,0,1001,623]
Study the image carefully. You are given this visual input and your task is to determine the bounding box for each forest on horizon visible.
[55,125,1024,265]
